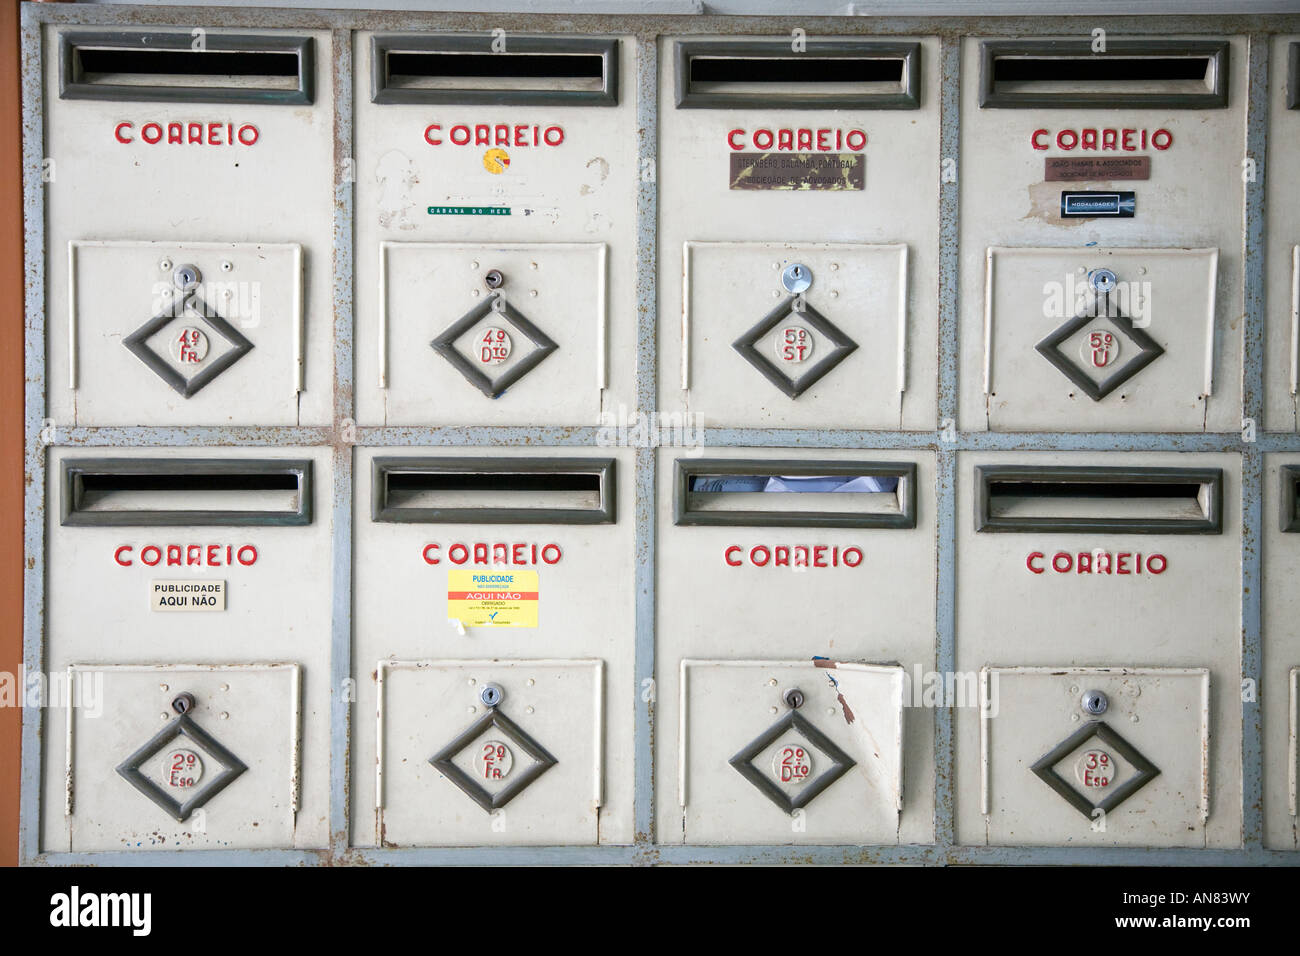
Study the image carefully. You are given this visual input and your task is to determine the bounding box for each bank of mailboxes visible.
[354,35,636,426]
[956,453,1241,847]
[961,38,1244,432]
[44,451,331,850]
[1266,39,1300,431]
[46,30,335,426]
[661,40,939,430]
[353,451,633,846]
[1263,458,1300,849]
[657,452,934,844]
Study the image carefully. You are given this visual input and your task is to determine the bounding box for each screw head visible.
[783,688,805,710]
[1081,690,1109,716]
[479,684,503,707]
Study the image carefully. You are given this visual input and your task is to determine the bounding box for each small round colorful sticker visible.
[483,148,510,174]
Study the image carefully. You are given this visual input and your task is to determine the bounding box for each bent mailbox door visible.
[45,29,335,426]
[657,450,934,845]
[955,453,1241,847]
[961,37,1245,432]
[353,449,633,845]
[354,34,637,426]
[43,450,332,851]
[660,38,938,430]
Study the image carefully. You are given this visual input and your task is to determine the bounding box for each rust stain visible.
[836,692,855,725]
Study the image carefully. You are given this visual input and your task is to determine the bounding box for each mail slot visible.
[354,34,635,426]
[43,449,332,851]
[45,29,334,426]
[962,37,1245,432]
[955,452,1241,847]
[1262,457,1300,850]
[1266,39,1300,431]
[353,448,633,845]
[658,450,934,845]
[661,38,938,430]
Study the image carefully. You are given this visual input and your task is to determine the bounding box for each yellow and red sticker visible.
[483,147,510,174]
[447,568,538,627]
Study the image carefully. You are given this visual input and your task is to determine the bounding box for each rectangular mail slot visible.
[371,35,617,105]
[978,39,1228,109]
[371,457,615,524]
[675,40,920,109]
[60,458,312,527]
[60,31,314,104]
[674,458,915,528]
[975,465,1223,534]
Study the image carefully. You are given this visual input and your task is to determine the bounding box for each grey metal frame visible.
[59,457,314,527]
[430,295,560,400]
[59,30,315,105]
[1280,465,1300,532]
[19,4,1300,867]
[1029,720,1162,821]
[1033,299,1165,402]
[371,456,615,524]
[731,295,859,400]
[121,290,256,399]
[973,465,1224,535]
[978,38,1230,110]
[674,39,921,110]
[728,709,858,815]
[115,712,250,823]
[370,34,619,106]
[673,458,917,529]
[428,708,559,814]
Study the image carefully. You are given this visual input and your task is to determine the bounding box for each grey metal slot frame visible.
[974,465,1223,535]
[674,459,917,529]
[116,713,249,823]
[675,40,921,110]
[60,458,314,527]
[370,35,618,106]
[1289,42,1300,110]
[1280,466,1300,532]
[59,31,315,105]
[978,39,1229,110]
[371,457,616,525]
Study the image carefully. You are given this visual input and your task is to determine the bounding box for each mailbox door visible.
[351,447,634,845]
[655,449,935,845]
[680,660,904,845]
[41,448,333,852]
[954,451,1242,849]
[44,29,334,426]
[1262,455,1300,849]
[659,37,939,430]
[1266,38,1300,431]
[378,660,602,846]
[981,666,1209,847]
[354,34,637,426]
[64,664,301,851]
[959,36,1246,433]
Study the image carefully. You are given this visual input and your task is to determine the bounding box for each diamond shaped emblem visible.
[115,713,248,822]
[729,710,856,814]
[123,292,254,399]
[431,295,559,399]
[732,295,859,399]
[1034,301,1164,401]
[1030,720,1161,820]
[430,708,558,812]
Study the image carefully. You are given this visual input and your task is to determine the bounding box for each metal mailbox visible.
[44,29,335,426]
[961,37,1245,432]
[657,450,934,845]
[955,452,1242,847]
[353,449,633,846]
[1262,456,1300,849]
[354,34,637,426]
[1265,38,1300,431]
[660,38,939,430]
[42,449,332,852]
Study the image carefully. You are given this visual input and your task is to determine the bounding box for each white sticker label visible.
[150,580,226,612]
